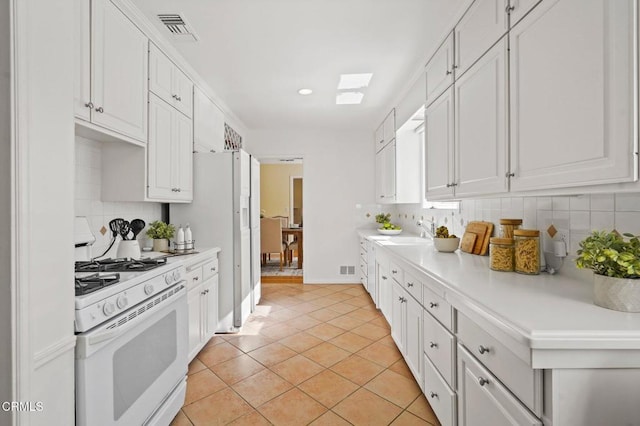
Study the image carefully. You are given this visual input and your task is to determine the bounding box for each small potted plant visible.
[146,220,175,252]
[434,225,460,253]
[576,230,640,312]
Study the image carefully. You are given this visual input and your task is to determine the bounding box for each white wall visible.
[75,136,162,257]
[0,0,11,422]
[247,129,374,283]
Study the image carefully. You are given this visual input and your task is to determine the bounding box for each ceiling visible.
[133,0,467,131]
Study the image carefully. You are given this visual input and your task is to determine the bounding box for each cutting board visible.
[460,233,477,253]
[462,221,494,255]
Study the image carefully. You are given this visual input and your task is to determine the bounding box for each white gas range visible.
[74,218,187,426]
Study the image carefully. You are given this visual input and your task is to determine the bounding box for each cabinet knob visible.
[429,302,438,308]
[478,345,490,355]
[407,282,414,287]
[379,195,384,198]
[478,377,490,387]
[429,341,438,348]
[392,270,397,274]
[84,102,94,109]
[382,276,387,280]
[177,96,182,102]
[398,296,403,302]
[95,106,104,113]
[506,172,515,178]
[505,5,515,13]
[446,183,452,188]
[429,392,438,399]
[193,276,199,281]
[446,70,452,75]
[211,267,216,272]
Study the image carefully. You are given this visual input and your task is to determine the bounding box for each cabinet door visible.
[425,87,455,200]
[147,95,174,199]
[391,283,405,353]
[426,32,454,106]
[74,0,91,121]
[193,86,225,153]
[203,275,218,339]
[173,111,193,201]
[509,0,542,26]
[395,127,422,204]
[375,149,385,202]
[374,124,385,152]
[405,295,422,385]
[91,0,148,142]
[454,38,508,198]
[458,345,541,426]
[187,286,203,362]
[148,43,175,106]
[383,109,396,144]
[382,142,396,202]
[455,0,508,77]
[509,0,636,192]
[378,263,391,322]
[173,67,193,118]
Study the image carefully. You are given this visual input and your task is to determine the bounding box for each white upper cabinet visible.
[454,38,508,198]
[425,32,455,106]
[375,109,396,152]
[395,111,423,204]
[455,0,508,77]
[74,0,91,122]
[148,94,193,202]
[375,141,397,203]
[193,86,225,153]
[509,0,637,192]
[374,125,384,150]
[149,43,193,118]
[91,0,148,142]
[425,87,455,200]
[508,0,542,27]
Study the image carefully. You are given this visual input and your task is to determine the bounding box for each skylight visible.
[337,73,373,90]
[336,92,364,105]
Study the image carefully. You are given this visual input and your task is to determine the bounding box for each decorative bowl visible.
[377,229,403,235]
[433,237,460,252]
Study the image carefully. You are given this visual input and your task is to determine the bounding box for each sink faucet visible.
[416,219,435,239]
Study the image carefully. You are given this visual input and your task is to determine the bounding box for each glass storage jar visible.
[490,238,515,272]
[499,218,522,238]
[514,229,540,275]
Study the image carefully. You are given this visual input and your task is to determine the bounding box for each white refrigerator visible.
[171,149,259,332]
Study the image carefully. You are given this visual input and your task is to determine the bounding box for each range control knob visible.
[144,284,154,295]
[173,270,181,281]
[165,274,173,285]
[116,295,128,309]
[103,302,115,316]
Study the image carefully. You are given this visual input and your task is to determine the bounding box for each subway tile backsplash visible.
[75,136,162,258]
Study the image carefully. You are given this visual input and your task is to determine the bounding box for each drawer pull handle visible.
[429,391,438,398]
[382,276,387,280]
[478,345,490,355]
[429,341,438,348]
[478,377,490,387]
[398,296,403,302]
[392,270,397,274]
[429,302,438,308]
[193,276,199,281]
[211,267,216,272]
[407,282,414,287]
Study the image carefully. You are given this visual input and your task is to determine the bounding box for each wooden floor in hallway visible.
[171,283,440,426]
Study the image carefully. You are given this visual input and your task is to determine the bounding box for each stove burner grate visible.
[75,257,167,273]
[75,272,121,296]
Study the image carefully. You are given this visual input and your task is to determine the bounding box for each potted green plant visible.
[146,220,175,252]
[576,230,640,312]
[433,225,460,253]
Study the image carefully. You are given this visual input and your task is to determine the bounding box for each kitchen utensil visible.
[130,219,146,240]
[111,218,126,239]
[460,233,477,253]
[120,220,131,240]
[109,219,121,238]
[116,240,141,259]
[463,221,494,255]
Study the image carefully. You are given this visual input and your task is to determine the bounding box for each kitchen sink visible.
[373,236,432,246]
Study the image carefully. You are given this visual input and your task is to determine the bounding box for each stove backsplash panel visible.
[75,136,162,258]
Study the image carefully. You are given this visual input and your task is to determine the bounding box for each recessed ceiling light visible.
[298,88,313,95]
[336,92,364,105]
[338,73,373,90]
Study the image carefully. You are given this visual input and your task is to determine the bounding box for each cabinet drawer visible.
[360,238,368,252]
[423,352,457,426]
[202,258,219,281]
[186,267,204,290]
[422,284,453,330]
[424,310,456,388]
[458,345,541,426]
[389,260,403,284]
[457,311,542,414]
[403,271,422,303]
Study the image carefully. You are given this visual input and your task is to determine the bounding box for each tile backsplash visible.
[75,136,162,258]
[389,193,640,260]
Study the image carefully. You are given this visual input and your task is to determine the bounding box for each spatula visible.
[130,219,146,240]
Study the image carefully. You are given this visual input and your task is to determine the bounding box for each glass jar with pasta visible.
[490,238,515,272]
[514,229,540,275]
[499,218,522,238]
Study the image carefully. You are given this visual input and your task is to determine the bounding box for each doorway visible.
[259,159,304,283]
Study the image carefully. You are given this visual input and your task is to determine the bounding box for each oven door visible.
[75,283,188,426]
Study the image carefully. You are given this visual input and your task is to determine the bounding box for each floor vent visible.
[340,266,356,275]
[157,14,198,41]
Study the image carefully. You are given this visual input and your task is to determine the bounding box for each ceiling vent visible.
[157,14,198,41]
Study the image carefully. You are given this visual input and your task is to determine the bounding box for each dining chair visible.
[260,218,286,271]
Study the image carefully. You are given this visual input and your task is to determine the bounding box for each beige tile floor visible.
[171,283,441,426]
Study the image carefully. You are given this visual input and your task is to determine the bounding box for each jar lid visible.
[490,237,514,245]
[500,218,523,225]
[513,229,540,237]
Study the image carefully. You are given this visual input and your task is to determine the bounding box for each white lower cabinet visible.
[424,352,457,426]
[391,282,405,353]
[391,281,423,385]
[186,255,219,362]
[457,345,542,426]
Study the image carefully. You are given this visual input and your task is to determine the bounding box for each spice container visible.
[490,238,515,272]
[499,219,522,238]
[514,229,540,275]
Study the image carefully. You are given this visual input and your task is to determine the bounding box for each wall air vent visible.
[157,14,198,41]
